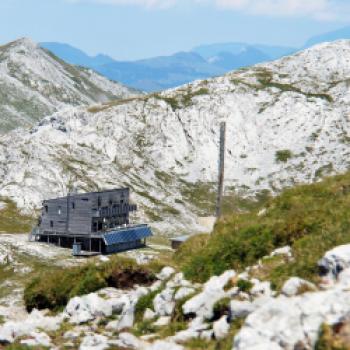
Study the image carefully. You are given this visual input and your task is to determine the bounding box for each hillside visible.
[3,173,350,349]
[1,40,350,234]
[0,38,139,133]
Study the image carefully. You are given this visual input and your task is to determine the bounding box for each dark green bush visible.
[275,149,293,163]
[24,257,156,311]
[236,279,253,293]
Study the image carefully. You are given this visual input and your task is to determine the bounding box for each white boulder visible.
[183,270,236,320]
[65,293,112,324]
[0,309,62,343]
[114,332,146,349]
[281,277,317,297]
[318,244,350,279]
[143,308,156,321]
[79,333,109,350]
[20,332,51,347]
[270,246,292,258]
[213,315,230,340]
[153,316,171,326]
[153,288,175,316]
[230,300,256,319]
[233,288,350,350]
[174,287,195,301]
[156,267,175,281]
[250,280,273,297]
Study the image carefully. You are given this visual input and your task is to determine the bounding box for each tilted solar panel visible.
[103,225,152,246]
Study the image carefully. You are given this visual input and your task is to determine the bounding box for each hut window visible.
[81,198,89,202]
[50,221,54,228]
[98,196,102,207]
[58,206,61,215]
[72,202,75,209]
[44,205,48,213]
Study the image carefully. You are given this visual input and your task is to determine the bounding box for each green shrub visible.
[275,149,293,163]
[178,172,350,286]
[134,289,160,322]
[24,257,156,311]
[236,279,253,293]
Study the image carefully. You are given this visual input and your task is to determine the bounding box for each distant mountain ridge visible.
[40,26,350,93]
[40,42,294,92]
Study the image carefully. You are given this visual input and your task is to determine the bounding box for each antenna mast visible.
[216,122,226,219]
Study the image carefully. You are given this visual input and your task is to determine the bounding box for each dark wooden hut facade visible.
[32,188,152,254]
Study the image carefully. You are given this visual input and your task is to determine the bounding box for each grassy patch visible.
[315,323,348,350]
[236,279,253,293]
[0,198,34,233]
[177,172,350,286]
[275,150,293,163]
[153,87,209,111]
[24,256,156,311]
[134,288,161,322]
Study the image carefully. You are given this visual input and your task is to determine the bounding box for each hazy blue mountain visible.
[40,42,115,67]
[305,26,350,48]
[193,42,295,60]
[40,42,295,92]
[206,47,270,70]
[95,52,225,92]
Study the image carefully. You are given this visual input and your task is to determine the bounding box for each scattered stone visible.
[150,280,162,292]
[0,309,62,343]
[156,266,176,281]
[318,245,350,279]
[270,246,292,258]
[250,279,273,297]
[183,270,236,320]
[213,315,230,340]
[64,330,82,340]
[174,287,195,301]
[153,288,175,316]
[281,277,317,297]
[233,288,350,350]
[144,308,156,321]
[153,316,171,326]
[20,331,51,347]
[65,293,112,324]
[230,300,256,319]
[79,333,109,350]
[114,332,146,349]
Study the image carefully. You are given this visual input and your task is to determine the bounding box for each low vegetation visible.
[275,149,293,163]
[24,257,156,311]
[0,198,34,233]
[176,172,350,287]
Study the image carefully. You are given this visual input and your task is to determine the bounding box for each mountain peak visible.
[11,37,38,50]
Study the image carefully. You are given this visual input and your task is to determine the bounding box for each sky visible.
[0,0,349,60]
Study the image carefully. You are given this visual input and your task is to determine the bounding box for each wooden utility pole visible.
[216,122,226,219]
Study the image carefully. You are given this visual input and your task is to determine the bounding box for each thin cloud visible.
[68,0,350,20]
[210,0,349,20]
[67,0,177,9]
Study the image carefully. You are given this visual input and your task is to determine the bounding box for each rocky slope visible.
[0,38,139,133]
[2,40,350,234]
[2,243,350,349]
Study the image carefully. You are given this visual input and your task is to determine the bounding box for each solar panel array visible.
[103,225,152,246]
